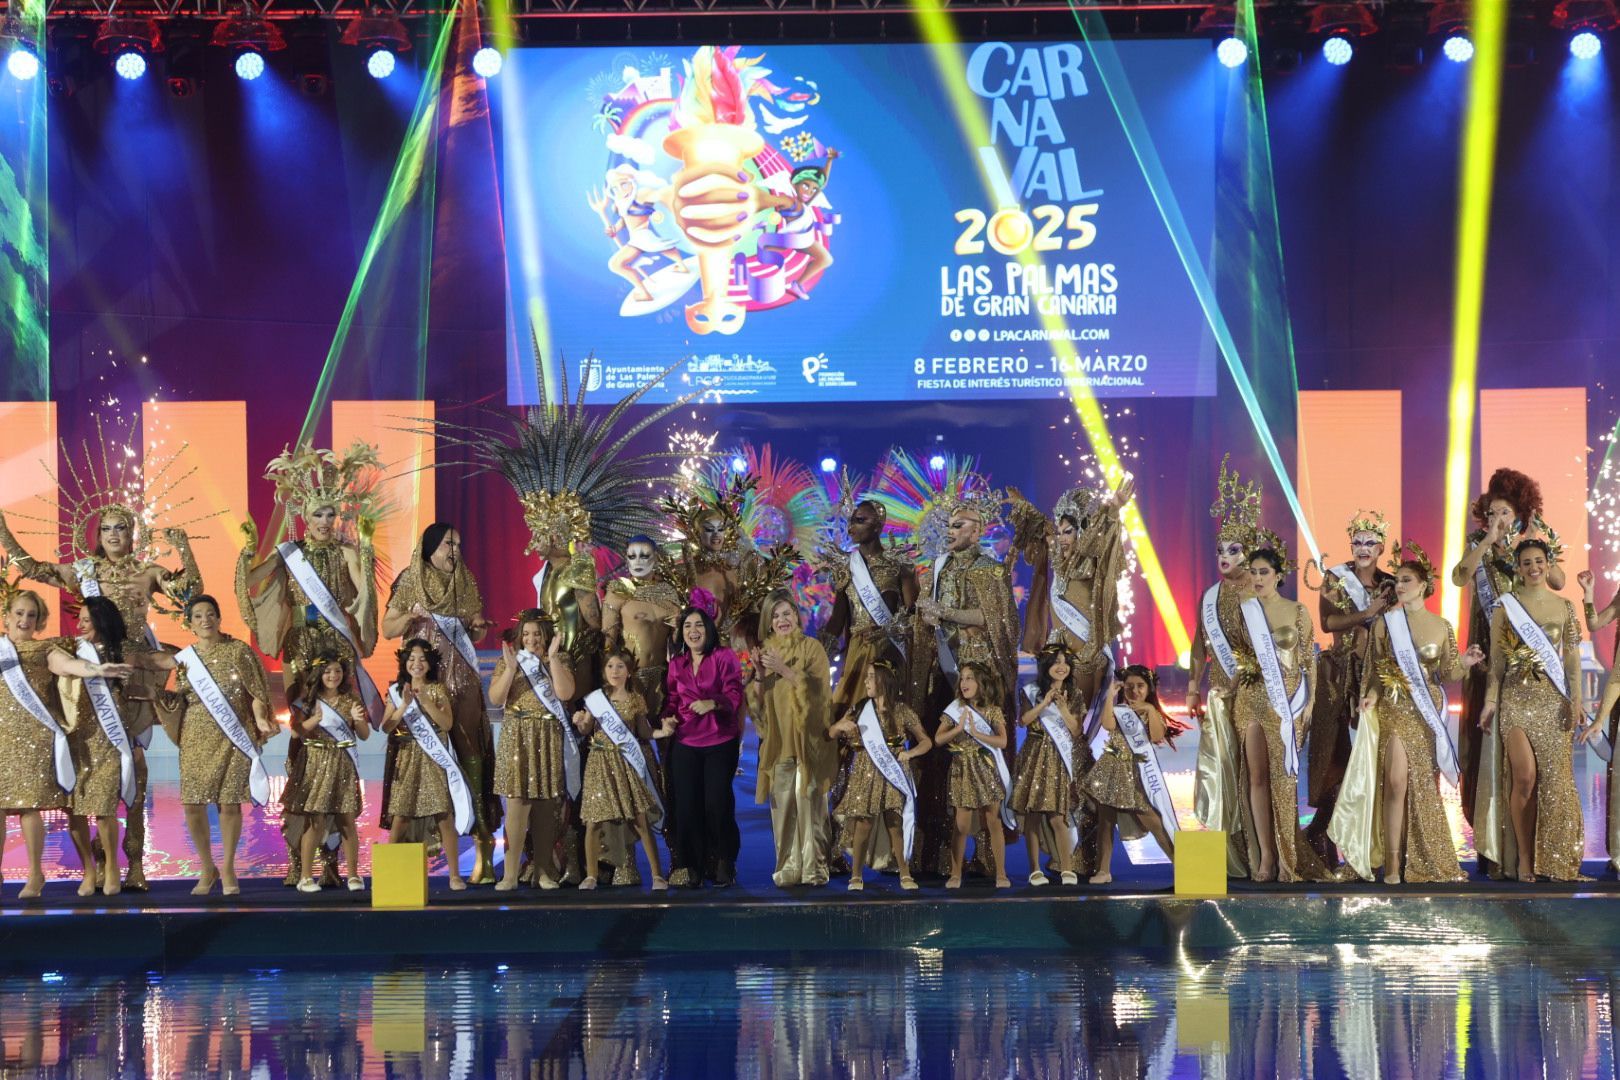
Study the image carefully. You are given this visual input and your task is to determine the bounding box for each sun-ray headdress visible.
[263,440,388,540]
[419,338,701,557]
[870,449,1004,563]
[1211,454,1263,549]
[6,414,216,564]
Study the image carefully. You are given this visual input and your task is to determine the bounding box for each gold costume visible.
[1192,579,1255,875]
[945,707,1008,810]
[1490,598,1585,880]
[754,632,836,886]
[0,637,74,811]
[825,548,911,717]
[491,655,572,801]
[298,692,364,816]
[62,643,130,819]
[604,576,681,711]
[1086,729,1152,815]
[1014,492,1123,695]
[1008,707,1080,818]
[1232,601,1331,882]
[240,538,376,694]
[1307,566,1392,808]
[835,702,920,819]
[175,637,271,806]
[1359,621,1467,882]
[533,556,603,685]
[580,691,659,825]
[386,681,454,820]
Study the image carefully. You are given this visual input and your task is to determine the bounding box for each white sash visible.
[76,639,135,806]
[390,685,474,834]
[1383,610,1460,785]
[1474,559,1504,621]
[0,636,76,792]
[945,701,1017,830]
[1022,683,1076,780]
[531,559,549,608]
[1050,576,1093,644]
[855,699,916,860]
[583,689,664,827]
[1500,594,1570,701]
[175,645,270,806]
[931,555,957,678]
[1113,704,1179,836]
[279,542,383,724]
[1240,599,1308,778]
[518,649,581,800]
[849,548,905,659]
[315,698,363,775]
[430,612,498,722]
[1081,651,1116,761]
[1329,564,1371,612]
[1201,583,1238,682]
[76,561,160,650]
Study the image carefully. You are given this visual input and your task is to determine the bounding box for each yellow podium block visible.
[371,971,426,1053]
[1174,830,1228,896]
[1175,986,1231,1052]
[372,842,428,909]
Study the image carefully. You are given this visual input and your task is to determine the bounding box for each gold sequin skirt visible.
[69,722,124,818]
[579,742,657,825]
[1378,697,1464,883]
[299,739,362,816]
[1085,736,1150,813]
[947,746,1006,810]
[1500,677,1585,880]
[1009,726,1075,816]
[386,737,451,820]
[178,707,251,806]
[835,748,909,819]
[0,706,69,811]
[1233,681,1332,883]
[493,710,570,800]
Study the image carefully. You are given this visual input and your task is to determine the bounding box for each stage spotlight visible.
[819,457,838,474]
[343,12,409,78]
[366,47,396,79]
[1323,35,1354,65]
[114,50,146,79]
[1443,34,1474,62]
[928,454,947,471]
[1571,30,1604,57]
[95,16,160,81]
[472,45,502,78]
[234,49,265,81]
[1217,36,1249,67]
[6,46,39,81]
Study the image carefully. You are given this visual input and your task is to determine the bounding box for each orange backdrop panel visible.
[333,400,436,693]
[1479,388,1589,612]
[0,402,60,635]
[143,401,250,641]
[1295,391,1403,639]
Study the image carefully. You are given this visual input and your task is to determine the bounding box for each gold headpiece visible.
[1253,526,1292,574]
[1211,454,1262,546]
[0,556,23,612]
[519,490,593,556]
[1346,510,1389,543]
[1053,485,1103,528]
[264,440,385,531]
[868,449,1005,562]
[1388,538,1437,596]
[660,474,751,557]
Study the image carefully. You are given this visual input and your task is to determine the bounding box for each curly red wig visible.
[1471,467,1543,526]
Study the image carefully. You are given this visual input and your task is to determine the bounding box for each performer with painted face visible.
[604,536,683,713]
[151,595,277,897]
[1186,456,1263,877]
[1231,545,1332,883]
[817,495,918,725]
[0,586,133,900]
[237,440,383,887]
[1301,511,1396,864]
[1478,539,1587,882]
[0,467,203,893]
[1087,665,1180,884]
[381,523,499,883]
[662,475,799,650]
[1329,543,1483,884]
[1450,467,1565,873]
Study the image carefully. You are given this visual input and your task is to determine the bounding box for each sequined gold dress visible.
[1363,620,1467,883]
[0,636,74,811]
[1193,579,1255,876]
[1008,699,1079,818]
[64,640,129,818]
[299,692,364,816]
[1086,729,1152,814]
[491,654,572,801]
[176,637,272,806]
[1491,598,1585,880]
[386,681,454,820]
[580,690,659,825]
[946,705,1007,810]
[1233,601,1331,882]
[835,702,919,819]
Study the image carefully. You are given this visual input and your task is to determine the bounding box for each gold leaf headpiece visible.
[264,440,385,531]
[1346,509,1389,543]
[1388,538,1437,596]
[1253,526,1292,574]
[1211,454,1263,546]
[520,490,593,555]
[661,475,751,555]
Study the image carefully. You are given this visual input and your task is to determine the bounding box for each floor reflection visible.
[2,946,1615,1078]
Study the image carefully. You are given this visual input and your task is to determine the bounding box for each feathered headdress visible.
[421,337,699,557]
[1211,454,1263,548]
[870,449,1004,562]
[264,440,386,536]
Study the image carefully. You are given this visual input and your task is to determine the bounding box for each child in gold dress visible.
[934,660,1012,890]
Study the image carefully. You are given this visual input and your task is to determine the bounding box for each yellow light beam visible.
[1440,0,1508,629]
[910,6,1191,657]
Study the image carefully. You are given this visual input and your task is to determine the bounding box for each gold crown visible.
[264,440,384,527]
[1211,454,1262,545]
[1388,538,1437,594]
[1253,526,1292,573]
[1346,509,1389,543]
[1053,485,1102,527]
[520,490,593,555]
